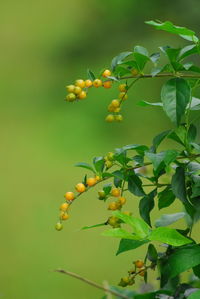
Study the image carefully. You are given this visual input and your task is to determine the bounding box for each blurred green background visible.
[0,1,200,298]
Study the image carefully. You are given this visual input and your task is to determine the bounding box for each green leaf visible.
[93,156,104,173]
[163,244,200,278]
[102,228,141,240]
[149,227,192,246]
[133,46,149,71]
[146,244,158,263]
[103,183,112,195]
[155,212,186,227]
[161,78,191,126]
[137,100,163,107]
[152,130,171,151]
[113,210,151,238]
[116,239,149,255]
[188,290,200,299]
[139,189,157,227]
[128,173,145,196]
[171,167,187,203]
[82,223,106,230]
[87,69,96,81]
[145,20,197,40]
[146,150,178,175]
[178,44,198,61]
[190,97,200,111]
[75,162,95,173]
[123,144,149,153]
[149,52,160,64]
[158,187,176,210]
[111,51,132,71]
[168,126,187,146]
[191,143,200,153]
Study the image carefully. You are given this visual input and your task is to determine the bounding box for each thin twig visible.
[54,269,130,299]
[117,73,200,81]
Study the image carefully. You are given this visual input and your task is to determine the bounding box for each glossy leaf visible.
[171,167,187,203]
[128,173,145,196]
[102,228,141,240]
[158,188,176,210]
[116,239,149,255]
[113,210,151,238]
[93,156,104,173]
[139,189,157,227]
[82,223,106,230]
[137,100,163,107]
[162,244,200,278]
[111,51,132,71]
[75,162,95,173]
[149,227,192,246]
[161,78,191,126]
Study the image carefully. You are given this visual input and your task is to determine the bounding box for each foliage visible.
[57,20,200,298]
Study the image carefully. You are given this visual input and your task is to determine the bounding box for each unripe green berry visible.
[105,114,115,122]
[107,152,114,161]
[115,114,123,122]
[98,190,106,198]
[66,85,75,93]
[105,160,113,168]
[66,93,76,102]
[55,222,63,231]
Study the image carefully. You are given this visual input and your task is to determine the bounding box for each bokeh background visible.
[1,1,200,298]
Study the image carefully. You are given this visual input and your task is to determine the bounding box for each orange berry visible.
[93,79,102,88]
[65,192,75,201]
[60,212,70,220]
[111,188,121,197]
[60,202,70,211]
[108,202,119,210]
[102,69,112,77]
[103,81,112,89]
[135,260,144,268]
[118,84,127,92]
[85,79,93,87]
[66,85,75,93]
[66,93,76,102]
[75,79,85,88]
[111,99,120,108]
[105,114,115,122]
[119,92,128,100]
[138,268,146,277]
[78,91,87,99]
[86,177,97,187]
[75,183,86,193]
[118,197,126,205]
[115,114,123,122]
[55,222,63,231]
[74,86,82,95]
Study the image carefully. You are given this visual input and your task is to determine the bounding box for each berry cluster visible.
[55,175,100,231]
[119,260,147,287]
[65,68,139,122]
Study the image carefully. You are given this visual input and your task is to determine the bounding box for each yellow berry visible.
[108,104,115,112]
[118,84,127,92]
[108,202,118,210]
[65,192,75,201]
[75,183,86,193]
[118,197,126,205]
[95,175,100,181]
[60,212,70,221]
[131,69,139,76]
[108,216,120,227]
[111,188,121,197]
[66,93,76,102]
[60,202,70,211]
[135,260,144,268]
[115,114,123,122]
[119,92,128,100]
[93,79,102,88]
[55,222,63,231]
[105,160,113,168]
[107,152,114,161]
[75,79,85,88]
[102,69,112,77]
[111,99,120,108]
[86,177,97,187]
[113,107,121,113]
[74,86,82,95]
[85,79,93,87]
[105,114,115,122]
[66,85,75,93]
[78,91,87,99]
[103,81,112,89]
